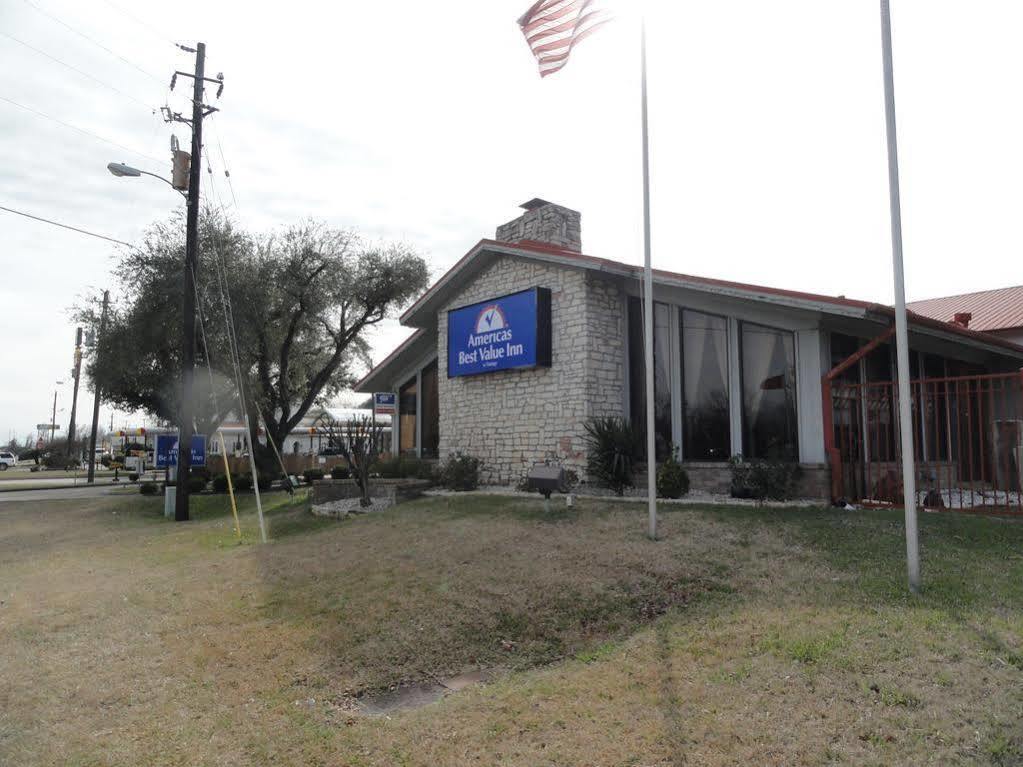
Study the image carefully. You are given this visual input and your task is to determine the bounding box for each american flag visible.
[517,0,612,78]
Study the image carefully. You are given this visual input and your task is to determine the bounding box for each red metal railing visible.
[827,371,1023,513]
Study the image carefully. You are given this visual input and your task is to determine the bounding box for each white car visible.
[0,451,17,470]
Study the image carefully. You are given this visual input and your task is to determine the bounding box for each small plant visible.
[187,476,206,494]
[656,447,690,499]
[128,472,140,483]
[582,416,639,496]
[256,472,275,492]
[99,454,112,468]
[139,481,159,496]
[437,452,482,491]
[729,457,802,502]
[233,473,253,491]
[328,464,350,480]
[212,473,230,493]
[302,468,325,484]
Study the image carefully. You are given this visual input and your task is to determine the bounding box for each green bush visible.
[729,457,802,502]
[42,453,74,471]
[436,452,482,491]
[128,472,140,483]
[100,454,112,468]
[139,481,160,496]
[303,468,325,484]
[656,448,690,499]
[187,476,206,494]
[582,416,639,496]
[328,464,350,480]
[371,455,434,480]
[233,473,253,491]
[212,473,230,493]
[190,466,211,482]
[256,472,275,492]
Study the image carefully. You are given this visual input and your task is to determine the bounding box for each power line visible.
[98,0,177,47]
[0,31,153,108]
[20,0,165,84]
[0,94,164,164]
[0,204,134,247]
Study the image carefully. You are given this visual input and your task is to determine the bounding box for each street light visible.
[107,162,185,196]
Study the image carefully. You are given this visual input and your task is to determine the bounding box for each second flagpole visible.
[640,17,657,540]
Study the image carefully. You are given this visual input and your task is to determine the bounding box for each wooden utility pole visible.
[66,327,83,458]
[167,42,222,522]
[87,290,110,483]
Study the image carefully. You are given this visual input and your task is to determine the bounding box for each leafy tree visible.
[76,208,429,464]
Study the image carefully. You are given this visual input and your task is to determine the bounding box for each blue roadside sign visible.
[373,392,396,416]
[155,434,207,468]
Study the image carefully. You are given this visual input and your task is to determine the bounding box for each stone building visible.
[356,199,1023,498]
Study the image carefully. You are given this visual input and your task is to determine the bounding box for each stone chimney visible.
[495,198,582,253]
[953,311,973,328]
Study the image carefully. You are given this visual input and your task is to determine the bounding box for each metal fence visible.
[827,372,1023,513]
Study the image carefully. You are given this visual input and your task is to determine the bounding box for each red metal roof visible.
[908,285,1023,332]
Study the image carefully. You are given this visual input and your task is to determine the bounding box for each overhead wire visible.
[0,94,164,164]
[20,0,165,84]
[0,203,134,247]
[0,31,153,108]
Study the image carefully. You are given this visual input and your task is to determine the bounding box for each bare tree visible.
[320,414,383,508]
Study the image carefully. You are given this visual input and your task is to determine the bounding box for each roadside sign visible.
[373,392,397,416]
[36,423,59,431]
[155,434,208,468]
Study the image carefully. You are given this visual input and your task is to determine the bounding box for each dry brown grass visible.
[1,492,1021,766]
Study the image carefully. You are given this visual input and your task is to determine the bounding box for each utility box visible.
[172,150,191,191]
[526,464,567,499]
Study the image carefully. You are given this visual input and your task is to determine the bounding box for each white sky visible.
[2,0,1022,443]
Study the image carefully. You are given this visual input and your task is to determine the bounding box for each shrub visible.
[42,453,73,471]
[187,476,206,494]
[303,468,325,484]
[128,472,140,482]
[256,472,275,492]
[139,481,160,496]
[190,466,211,482]
[582,416,639,496]
[729,457,802,502]
[656,448,690,499]
[371,455,434,480]
[100,454,112,468]
[212,473,230,493]
[233,473,253,491]
[327,464,350,480]
[436,452,482,491]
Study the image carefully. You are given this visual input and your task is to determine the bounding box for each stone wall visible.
[437,257,625,484]
[495,203,582,252]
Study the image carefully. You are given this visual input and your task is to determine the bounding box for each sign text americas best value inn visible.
[447,287,552,377]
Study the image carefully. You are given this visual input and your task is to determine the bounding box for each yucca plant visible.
[582,416,639,496]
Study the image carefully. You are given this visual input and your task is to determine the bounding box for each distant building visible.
[909,285,1023,347]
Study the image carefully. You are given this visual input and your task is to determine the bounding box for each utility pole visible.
[50,390,58,444]
[87,290,110,483]
[66,327,83,459]
[165,42,222,522]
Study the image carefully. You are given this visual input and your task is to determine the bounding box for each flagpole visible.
[879,0,920,593]
[640,17,657,540]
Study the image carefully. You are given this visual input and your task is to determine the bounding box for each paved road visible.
[0,485,138,502]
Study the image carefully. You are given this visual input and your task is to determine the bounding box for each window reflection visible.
[628,297,672,460]
[681,310,729,460]
[741,323,798,460]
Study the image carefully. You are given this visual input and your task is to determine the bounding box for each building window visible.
[681,310,730,460]
[421,360,440,459]
[399,375,418,454]
[741,322,798,460]
[628,297,672,460]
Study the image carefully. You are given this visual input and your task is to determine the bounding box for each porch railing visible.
[825,371,1023,513]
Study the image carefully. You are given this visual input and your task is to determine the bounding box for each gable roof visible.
[908,285,1023,332]
[358,239,1023,392]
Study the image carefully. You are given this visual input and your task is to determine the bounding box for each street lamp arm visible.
[138,170,187,199]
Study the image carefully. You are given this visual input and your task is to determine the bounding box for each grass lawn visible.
[1,492,1021,766]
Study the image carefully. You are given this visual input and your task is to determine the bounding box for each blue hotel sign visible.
[447,287,552,378]
[155,434,207,468]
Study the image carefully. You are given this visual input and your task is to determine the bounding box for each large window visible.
[681,310,730,460]
[421,360,439,459]
[399,375,417,455]
[628,297,672,460]
[741,323,798,460]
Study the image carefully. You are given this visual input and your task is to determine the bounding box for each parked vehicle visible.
[0,451,17,470]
